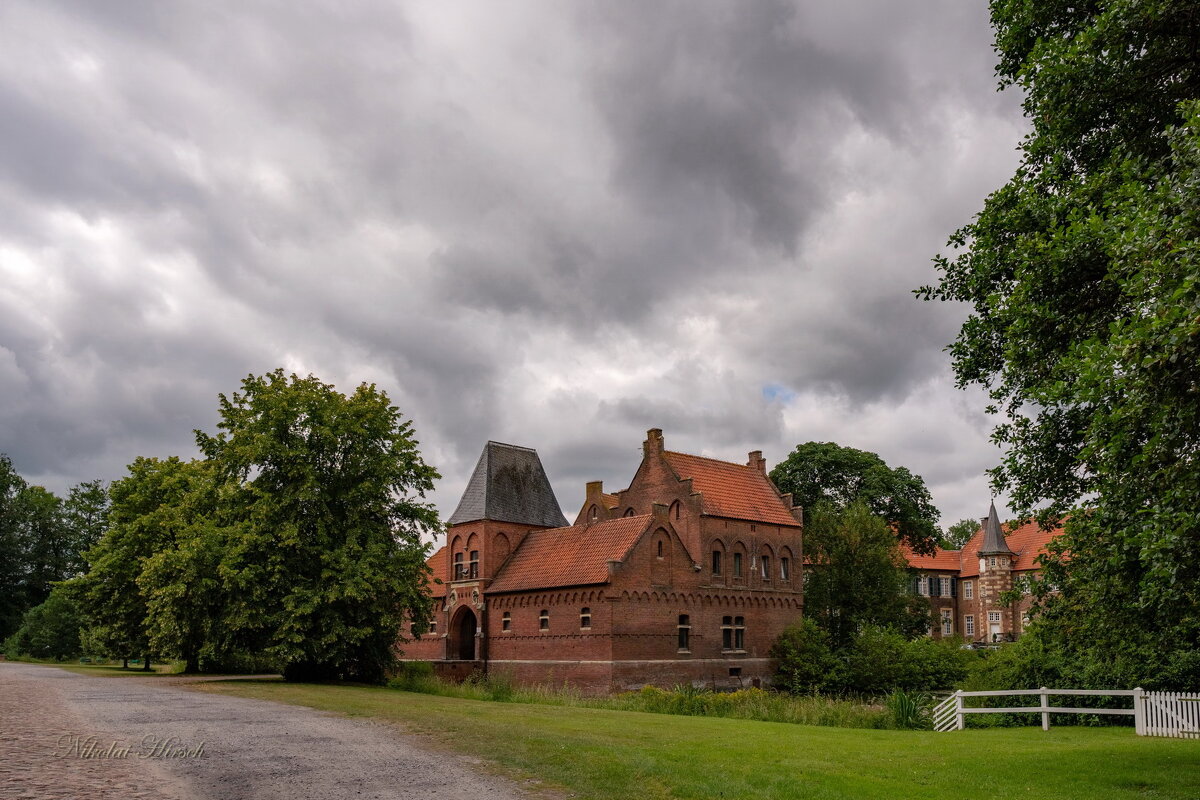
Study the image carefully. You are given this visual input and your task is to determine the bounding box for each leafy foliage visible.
[0,454,109,641]
[772,620,974,696]
[769,442,940,554]
[4,583,85,661]
[801,501,930,649]
[920,2,1200,689]
[940,518,979,550]
[195,370,440,682]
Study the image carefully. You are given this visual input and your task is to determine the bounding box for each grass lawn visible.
[192,680,1200,800]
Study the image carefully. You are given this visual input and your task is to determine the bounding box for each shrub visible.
[770,618,841,694]
[6,588,83,661]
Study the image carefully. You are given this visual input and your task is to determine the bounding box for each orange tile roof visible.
[899,543,961,571]
[663,451,799,527]
[425,545,447,598]
[906,518,1064,577]
[487,515,651,594]
[601,493,619,509]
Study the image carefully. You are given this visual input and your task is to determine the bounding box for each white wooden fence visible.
[932,688,1200,737]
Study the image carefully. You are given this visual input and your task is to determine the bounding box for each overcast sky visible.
[0,1,1028,532]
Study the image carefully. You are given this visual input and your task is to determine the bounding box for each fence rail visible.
[932,688,1200,737]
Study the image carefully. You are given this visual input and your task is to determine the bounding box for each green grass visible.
[196,680,1200,800]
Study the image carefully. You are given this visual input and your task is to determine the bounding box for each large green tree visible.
[196,370,440,682]
[769,442,940,554]
[0,455,29,639]
[920,3,1200,687]
[78,457,204,669]
[801,501,931,651]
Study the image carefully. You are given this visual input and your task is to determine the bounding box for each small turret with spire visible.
[979,500,1014,556]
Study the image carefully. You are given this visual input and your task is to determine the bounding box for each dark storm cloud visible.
[0,1,1026,526]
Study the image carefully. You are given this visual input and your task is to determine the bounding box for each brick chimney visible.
[747,450,766,473]
[644,428,664,456]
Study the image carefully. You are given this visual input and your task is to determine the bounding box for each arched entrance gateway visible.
[449,606,478,661]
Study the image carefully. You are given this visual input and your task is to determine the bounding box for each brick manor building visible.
[903,502,1062,643]
[400,429,804,692]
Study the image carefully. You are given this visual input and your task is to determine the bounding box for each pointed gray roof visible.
[447,441,568,528]
[979,500,1014,555]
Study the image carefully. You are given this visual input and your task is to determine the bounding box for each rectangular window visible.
[965,615,975,636]
[780,557,790,582]
[539,609,549,630]
[580,607,591,629]
[712,550,722,575]
[988,611,1001,623]
[941,609,952,636]
[502,612,511,632]
[734,616,745,650]
[721,616,733,650]
[760,555,771,580]
[733,552,743,578]
[940,577,951,596]
[453,553,464,580]
[429,619,437,634]
[468,550,479,579]
[964,581,973,600]
[918,577,930,596]
[677,614,690,651]
[988,556,997,568]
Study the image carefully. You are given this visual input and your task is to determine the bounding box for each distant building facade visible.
[903,503,1062,642]
[400,429,804,693]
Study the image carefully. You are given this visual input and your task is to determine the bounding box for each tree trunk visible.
[122,658,128,669]
[141,654,151,672]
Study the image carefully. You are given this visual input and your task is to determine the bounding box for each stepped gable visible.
[425,546,447,598]
[487,515,652,594]
[447,441,568,528]
[662,451,799,527]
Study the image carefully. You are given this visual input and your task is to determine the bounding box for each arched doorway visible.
[450,607,478,661]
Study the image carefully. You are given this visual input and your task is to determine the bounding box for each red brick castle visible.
[401,429,804,692]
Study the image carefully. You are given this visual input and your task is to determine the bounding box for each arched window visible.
[624,508,635,518]
[677,614,690,651]
[589,505,598,521]
[657,539,664,557]
[670,500,681,520]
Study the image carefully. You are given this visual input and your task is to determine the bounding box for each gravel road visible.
[0,662,541,800]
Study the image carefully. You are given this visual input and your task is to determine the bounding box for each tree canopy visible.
[196,370,440,681]
[920,2,1200,687]
[769,442,940,554]
[940,518,980,551]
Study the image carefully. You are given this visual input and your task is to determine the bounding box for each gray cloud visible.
[0,1,1026,528]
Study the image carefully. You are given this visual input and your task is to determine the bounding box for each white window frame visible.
[941,609,953,636]
[988,611,1001,624]
[964,581,973,600]
[965,615,975,636]
[940,576,951,596]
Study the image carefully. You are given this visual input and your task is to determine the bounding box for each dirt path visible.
[0,662,539,800]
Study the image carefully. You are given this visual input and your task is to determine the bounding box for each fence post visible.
[1133,687,1144,736]
[955,690,964,730]
[1038,687,1049,731]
